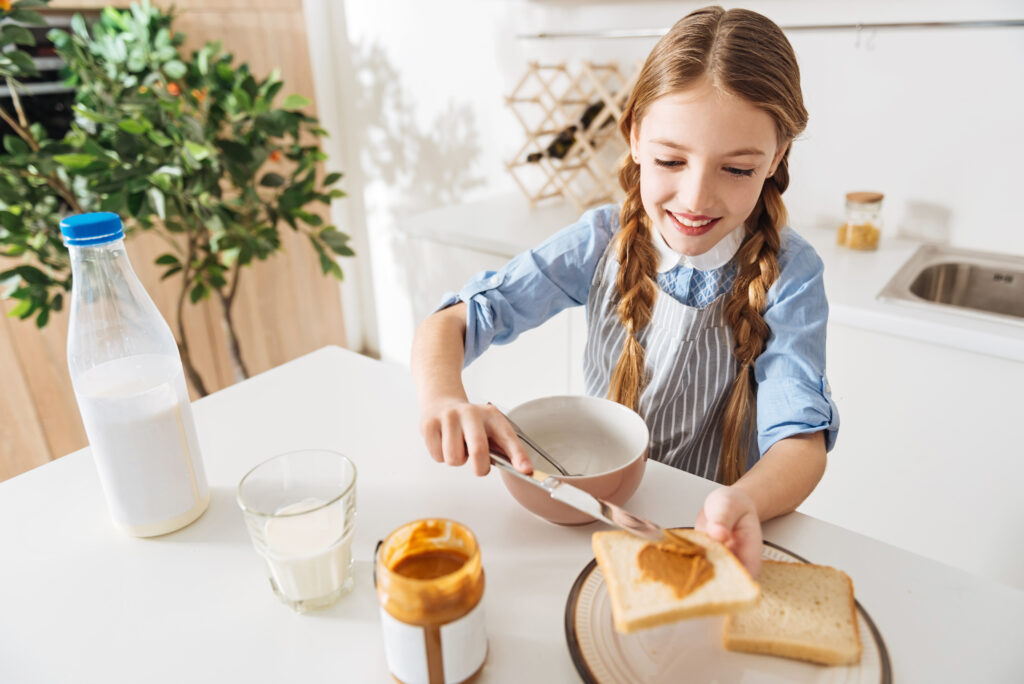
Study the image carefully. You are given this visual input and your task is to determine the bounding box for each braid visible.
[718,153,790,484]
[607,156,659,411]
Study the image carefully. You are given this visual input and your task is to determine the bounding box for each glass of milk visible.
[237,449,357,612]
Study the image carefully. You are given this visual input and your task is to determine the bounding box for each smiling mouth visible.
[667,211,720,235]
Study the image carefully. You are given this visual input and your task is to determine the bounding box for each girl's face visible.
[630,81,788,257]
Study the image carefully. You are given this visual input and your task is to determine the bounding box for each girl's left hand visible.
[695,486,762,578]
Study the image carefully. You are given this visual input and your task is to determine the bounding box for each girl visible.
[411,6,838,576]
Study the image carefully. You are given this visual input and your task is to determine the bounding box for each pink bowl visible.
[497,395,649,526]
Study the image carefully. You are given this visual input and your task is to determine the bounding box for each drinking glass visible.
[237,449,357,612]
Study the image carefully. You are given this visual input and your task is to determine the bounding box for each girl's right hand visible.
[418,399,534,477]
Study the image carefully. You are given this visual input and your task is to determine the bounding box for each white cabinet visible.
[799,322,1024,590]
[399,194,586,409]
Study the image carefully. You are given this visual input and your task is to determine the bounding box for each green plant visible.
[0,0,351,395]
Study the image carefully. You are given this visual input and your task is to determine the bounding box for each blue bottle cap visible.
[60,212,125,246]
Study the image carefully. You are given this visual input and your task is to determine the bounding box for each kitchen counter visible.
[801,228,1024,363]
[400,193,1024,362]
[2,346,1022,682]
[399,192,580,259]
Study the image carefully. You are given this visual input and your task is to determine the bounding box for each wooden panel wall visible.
[0,0,348,481]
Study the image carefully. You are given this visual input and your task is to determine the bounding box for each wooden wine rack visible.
[505,61,640,213]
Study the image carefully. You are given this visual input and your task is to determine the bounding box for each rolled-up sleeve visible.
[436,204,617,367]
[755,230,840,455]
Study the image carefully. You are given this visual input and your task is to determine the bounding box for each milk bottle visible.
[62,212,209,536]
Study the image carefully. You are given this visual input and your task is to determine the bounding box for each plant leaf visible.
[218,140,252,163]
[163,60,187,79]
[100,191,125,212]
[1,25,36,47]
[219,247,240,267]
[100,6,126,30]
[196,47,210,75]
[6,265,48,285]
[117,119,148,134]
[281,94,311,110]
[232,87,252,112]
[9,9,48,26]
[70,13,90,38]
[184,140,210,161]
[320,227,355,257]
[3,135,29,155]
[160,265,182,280]
[7,299,32,318]
[296,210,323,227]
[259,172,285,188]
[127,191,144,216]
[54,153,97,170]
[5,50,37,76]
[147,130,174,147]
[147,187,166,219]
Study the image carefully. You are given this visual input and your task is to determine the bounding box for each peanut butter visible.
[393,549,469,580]
[377,519,485,626]
[637,532,714,599]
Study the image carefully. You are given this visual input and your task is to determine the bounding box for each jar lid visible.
[60,212,125,246]
[845,191,884,204]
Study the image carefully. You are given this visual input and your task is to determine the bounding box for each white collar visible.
[650,222,745,273]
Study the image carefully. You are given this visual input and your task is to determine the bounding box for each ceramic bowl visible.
[497,395,649,525]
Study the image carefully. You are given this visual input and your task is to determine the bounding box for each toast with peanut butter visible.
[591,528,760,634]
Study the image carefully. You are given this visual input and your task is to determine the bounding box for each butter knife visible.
[489,453,671,544]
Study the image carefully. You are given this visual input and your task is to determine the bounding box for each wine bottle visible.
[526,99,612,163]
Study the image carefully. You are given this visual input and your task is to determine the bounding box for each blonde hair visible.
[608,6,808,484]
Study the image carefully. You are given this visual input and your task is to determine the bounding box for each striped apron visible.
[583,241,757,481]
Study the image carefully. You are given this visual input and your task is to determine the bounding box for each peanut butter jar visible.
[376,519,487,684]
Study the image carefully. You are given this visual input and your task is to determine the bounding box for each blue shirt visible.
[439,204,839,456]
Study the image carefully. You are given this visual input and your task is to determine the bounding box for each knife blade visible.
[489,453,671,544]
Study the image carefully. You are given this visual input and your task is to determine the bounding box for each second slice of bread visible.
[592,528,760,634]
[723,560,862,665]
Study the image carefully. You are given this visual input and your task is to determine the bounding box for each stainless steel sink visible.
[878,244,1024,324]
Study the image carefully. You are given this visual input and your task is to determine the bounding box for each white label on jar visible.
[380,607,428,684]
[440,601,487,683]
[379,601,487,684]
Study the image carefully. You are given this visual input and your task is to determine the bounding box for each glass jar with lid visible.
[837,191,884,250]
[376,518,487,684]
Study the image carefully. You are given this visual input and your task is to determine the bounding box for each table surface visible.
[2,346,1022,683]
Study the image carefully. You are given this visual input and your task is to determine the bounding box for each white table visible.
[2,346,1022,683]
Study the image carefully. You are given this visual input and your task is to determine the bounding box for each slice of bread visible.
[592,528,760,634]
[723,560,862,666]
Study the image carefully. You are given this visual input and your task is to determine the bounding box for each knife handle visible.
[488,451,551,485]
